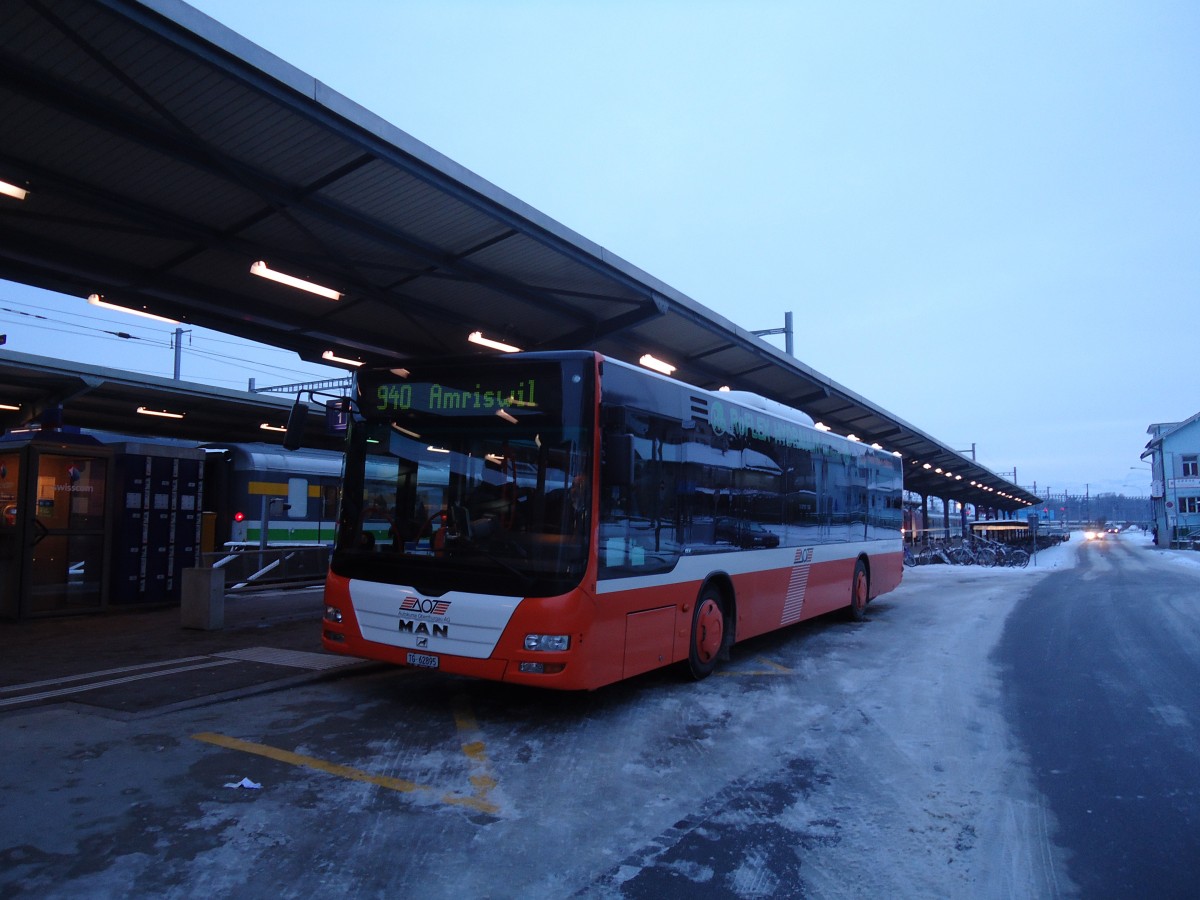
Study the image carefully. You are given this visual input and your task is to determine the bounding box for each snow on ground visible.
[1140,531,1200,571]
[781,536,1087,898]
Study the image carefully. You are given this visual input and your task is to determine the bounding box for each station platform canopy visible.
[0,349,344,450]
[0,0,1038,510]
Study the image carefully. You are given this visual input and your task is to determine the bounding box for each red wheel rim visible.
[853,570,867,610]
[694,598,723,663]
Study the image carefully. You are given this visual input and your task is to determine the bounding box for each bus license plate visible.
[406,652,439,669]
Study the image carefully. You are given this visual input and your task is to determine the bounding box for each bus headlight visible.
[524,634,570,652]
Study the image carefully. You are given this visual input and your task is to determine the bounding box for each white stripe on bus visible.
[596,538,898,594]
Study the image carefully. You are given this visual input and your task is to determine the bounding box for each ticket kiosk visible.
[0,433,112,618]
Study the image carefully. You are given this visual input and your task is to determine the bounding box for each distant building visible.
[1143,414,1200,549]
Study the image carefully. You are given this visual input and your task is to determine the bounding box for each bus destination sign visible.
[369,377,542,416]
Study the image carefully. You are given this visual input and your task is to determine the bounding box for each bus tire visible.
[848,559,868,622]
[688,586,726,680]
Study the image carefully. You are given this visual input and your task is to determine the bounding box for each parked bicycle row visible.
[904,537,1030,568]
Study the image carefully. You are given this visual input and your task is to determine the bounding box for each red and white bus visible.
[321,351,904,690]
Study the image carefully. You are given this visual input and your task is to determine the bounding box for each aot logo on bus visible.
[400,596,451,616]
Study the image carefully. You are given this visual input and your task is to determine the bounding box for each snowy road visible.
[996,533,1200,899]
[6,534,1193,897]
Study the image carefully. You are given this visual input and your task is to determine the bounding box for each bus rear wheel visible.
[848,559,868,622]
[688,587,725,680]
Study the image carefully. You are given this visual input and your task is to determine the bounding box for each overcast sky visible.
[4,0,1197,499]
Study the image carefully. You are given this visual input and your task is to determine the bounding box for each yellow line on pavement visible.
[716,656,794,677]
[758,657,794,673]
[192,731,498,814]
[451,695,501,810]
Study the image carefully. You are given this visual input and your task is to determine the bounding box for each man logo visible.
[399,620,449,639]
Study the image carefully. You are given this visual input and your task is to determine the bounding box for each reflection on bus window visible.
[333,360,592,598]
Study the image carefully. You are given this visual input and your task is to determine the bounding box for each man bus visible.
[321,351,903,690]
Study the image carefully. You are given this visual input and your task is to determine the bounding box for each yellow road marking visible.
[716,656,794,677]
[192,731,498,815]
[451,695,501,811]
[758,657,793,673]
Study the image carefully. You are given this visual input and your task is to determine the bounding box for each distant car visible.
[714,517,780,548]
[1106,526,1120,534]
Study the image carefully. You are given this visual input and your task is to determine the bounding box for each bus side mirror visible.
[604,433,635,487]
[283,399,309,451]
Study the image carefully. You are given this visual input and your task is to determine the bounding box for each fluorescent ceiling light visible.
[321,350,363,367]
[813,422,831,432]
[639,354,676,375]
[260,423,286,433]
[717,386,731,392]
[0,180,28,201]
[0,403,19,411]
[88,294,179,325]
[847,434,860,442]
[137,406,184,419]
[426,445,450,454]
[496,408,518,425]
[390,368,411,378]
[250,260,341,301]
[468,331,521,353]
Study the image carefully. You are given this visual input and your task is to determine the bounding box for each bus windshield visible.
[332,356,595,598]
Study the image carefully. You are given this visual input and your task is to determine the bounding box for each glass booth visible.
[0,433,111,618]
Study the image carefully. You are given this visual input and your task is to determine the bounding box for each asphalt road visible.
[6,536,1195,898]
[995,535,1200,899]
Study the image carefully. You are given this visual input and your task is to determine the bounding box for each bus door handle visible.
[31,518,49,547]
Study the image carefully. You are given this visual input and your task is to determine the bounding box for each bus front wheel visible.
[848,559,869,622]
[688,587,726,680]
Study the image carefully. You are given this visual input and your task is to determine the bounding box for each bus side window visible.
[603,432,635,487]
